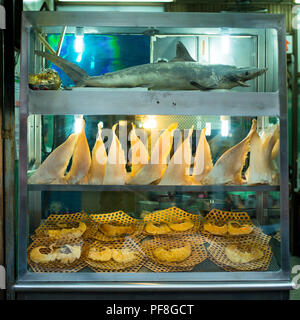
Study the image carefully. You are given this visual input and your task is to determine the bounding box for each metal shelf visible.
[27,89,280,116]
[27,184,280,192]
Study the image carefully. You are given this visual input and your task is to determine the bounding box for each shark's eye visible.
[245,71,249,76]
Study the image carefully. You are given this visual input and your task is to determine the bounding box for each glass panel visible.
[20,18,285,279]
[25,115,281,274]
[28,26,278,92]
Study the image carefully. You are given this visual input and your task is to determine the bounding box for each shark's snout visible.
[235,67,268,83]
[256,67,268,76]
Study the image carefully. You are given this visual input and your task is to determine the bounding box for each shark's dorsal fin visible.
[170,41,196,62]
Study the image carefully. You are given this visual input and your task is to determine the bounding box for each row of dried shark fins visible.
[28,118,280,186]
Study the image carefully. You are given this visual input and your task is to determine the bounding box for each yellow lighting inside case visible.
[74,115,84,133]
[143,116,157,129]
[221,35,230,54]
[205,122,211,136]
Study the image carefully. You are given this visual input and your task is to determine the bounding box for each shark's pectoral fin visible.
[236,80,250,87]
[190,81,213,91]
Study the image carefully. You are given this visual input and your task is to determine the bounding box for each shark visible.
[35,41,267,90]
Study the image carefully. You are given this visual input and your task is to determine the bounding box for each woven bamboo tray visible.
[32,212,91,241]
[143,206,201,236]
[141,234,207,272]
[27,237,86,273]
[84,238,145,272]
[85,211,145,243]
[274,231,281,242]
[207,231,273,272]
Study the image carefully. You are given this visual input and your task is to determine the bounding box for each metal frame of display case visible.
[11,11,293,299]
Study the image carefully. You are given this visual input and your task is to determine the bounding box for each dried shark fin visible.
[129,123,149,177]
[271,138,279,160]
[28,133,79,184]
[65,118,91,184]
[159,126,194,185]
[246,123,280,185]
[192,128,213,185]
[204,119,257,185]
[103,123,127,185]
[82,123,107,185]
[262,124,279,159]
[128,123,178,185]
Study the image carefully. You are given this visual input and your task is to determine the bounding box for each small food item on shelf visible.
[65,118,91,184]
[227,221,253,236]
[144,222,171,235]
[203,119,257,185]
[103,124,127,185]
[225,244,264,264]
[54,244,82,264]
[28,133,79,184]
[192,128,213,185]
[112,249,138,264]
[47,221,87,239]
[203,221,228,235]
[246,123,280,185]
[88,246,112,262]
[99,222,135,237]
[159,126,194,186]
[153,243,192,263]
[127,123,178,185]
[29,244,57,264]
[28,69,61,90]
[271,137,280,161]
[168,219,194,232]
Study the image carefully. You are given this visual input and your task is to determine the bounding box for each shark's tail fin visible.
[35,50,89,86]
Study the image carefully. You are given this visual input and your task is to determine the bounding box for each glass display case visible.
[12,11,292,299]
